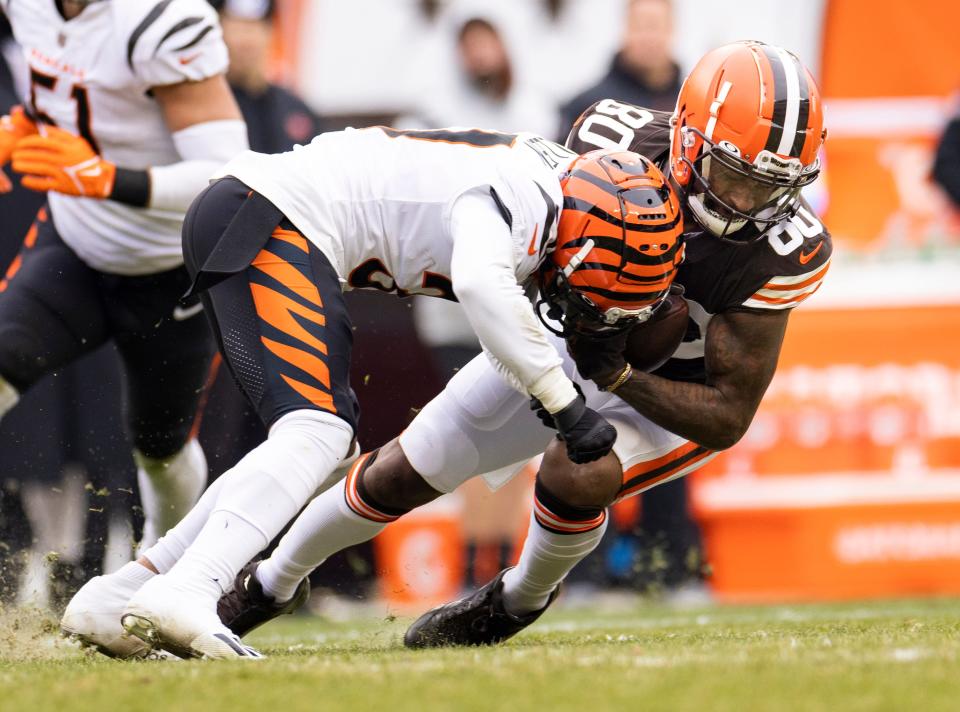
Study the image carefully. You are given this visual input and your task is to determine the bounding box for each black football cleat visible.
[404,568,559,648]
[217,561,310,637]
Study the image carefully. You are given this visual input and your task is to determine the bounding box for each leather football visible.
[624,292,689,372]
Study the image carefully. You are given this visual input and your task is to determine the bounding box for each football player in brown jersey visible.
[227,41,832,650]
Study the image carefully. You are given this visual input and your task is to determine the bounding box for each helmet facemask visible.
[537,248,665,339]
[678,126,819,243]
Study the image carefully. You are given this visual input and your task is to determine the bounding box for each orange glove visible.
[12,126,116,199]
[0,106,39,193]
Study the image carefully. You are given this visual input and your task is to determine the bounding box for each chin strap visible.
[534,296,567,337]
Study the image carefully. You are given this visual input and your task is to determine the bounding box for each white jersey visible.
[222,126,581,412]
[220,127,571,294]
[1,0,228,274]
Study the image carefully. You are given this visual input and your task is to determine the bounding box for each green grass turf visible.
[2,597,959,712]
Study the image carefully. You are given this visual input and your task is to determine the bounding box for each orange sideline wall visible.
[692,303,960,601]
[819,0,960,250]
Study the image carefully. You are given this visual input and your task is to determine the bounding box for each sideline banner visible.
[818,0,960,250]
[694,301,960,600]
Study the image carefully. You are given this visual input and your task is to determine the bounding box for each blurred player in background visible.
[0,0,248,610]
[212,40,833,650]
[0,14,144,610]
[0,13,44,604]
[213,0,326,153]
[65,125,681,659]
[560,0,681,132]
[558,0,698,595]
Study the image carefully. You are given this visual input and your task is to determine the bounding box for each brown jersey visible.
[565,99,832,383]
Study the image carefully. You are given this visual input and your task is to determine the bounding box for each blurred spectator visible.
[557,0,704,596]
[406,14,558,137]
[558,0,681,138]
[211,0,329,153]
[933,100,960,209]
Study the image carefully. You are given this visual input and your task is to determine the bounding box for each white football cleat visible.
[121,575,264,660]
[61,571,179,660]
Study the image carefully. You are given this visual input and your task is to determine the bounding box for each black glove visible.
[566,330,629,386]
[551,395,617,464]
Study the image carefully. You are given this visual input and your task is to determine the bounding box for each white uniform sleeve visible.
[148,118,249,212]
[126,0,228,86]
[450,189,579,415]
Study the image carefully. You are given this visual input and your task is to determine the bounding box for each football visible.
[624,292,689,372]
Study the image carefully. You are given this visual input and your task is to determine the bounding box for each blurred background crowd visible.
[1,0,959,614]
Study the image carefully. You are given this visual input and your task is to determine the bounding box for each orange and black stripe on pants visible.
[233,225,357,430]
[0,206,47,293]
[616,441,718,501]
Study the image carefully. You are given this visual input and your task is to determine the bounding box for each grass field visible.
[2,597,959,711]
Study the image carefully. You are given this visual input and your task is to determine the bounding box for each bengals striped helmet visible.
[539,149,684,336]
[670,41,825,241]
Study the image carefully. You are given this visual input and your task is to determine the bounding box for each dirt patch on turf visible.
[0,605,78,662]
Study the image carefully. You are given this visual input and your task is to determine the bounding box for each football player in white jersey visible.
[205,41,833,650]
[0,0,247,631]
[62,125,684,659]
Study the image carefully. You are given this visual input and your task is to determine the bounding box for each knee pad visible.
[260,408,354,502]
[399,393,482,493]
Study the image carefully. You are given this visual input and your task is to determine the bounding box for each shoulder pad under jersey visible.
[120,0,228,86]
[739,200,832,310]
[677,198,832,314]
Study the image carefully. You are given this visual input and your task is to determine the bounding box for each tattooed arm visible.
[607,309,789,450]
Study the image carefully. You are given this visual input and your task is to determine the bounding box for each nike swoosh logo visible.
[527,223,540,256]
[798,240,823,265]
[179,53,201,65]
[172,302,204,321]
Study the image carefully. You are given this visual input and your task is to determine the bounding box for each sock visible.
[163,509,270,601]
[135,439,208,549]
[162,409,353,606]
[112,560,156,588]
[140,472,227,574]
[0,376,19,419]
[501,489,608,616]
[258,452,401,603]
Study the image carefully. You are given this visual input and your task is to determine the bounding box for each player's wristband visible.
[600,364,634,393]
[109,167,150,207]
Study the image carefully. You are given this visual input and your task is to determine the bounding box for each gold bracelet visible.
[602,364,634,393]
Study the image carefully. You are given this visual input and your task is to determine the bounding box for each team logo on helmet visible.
[538,150,685,336]
[669,40,826,242]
